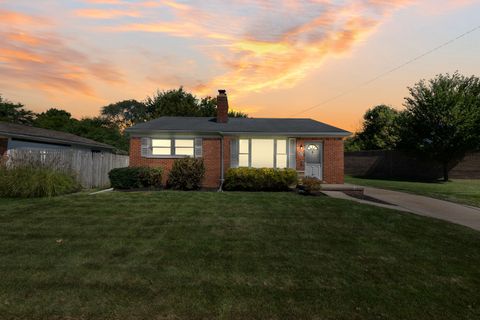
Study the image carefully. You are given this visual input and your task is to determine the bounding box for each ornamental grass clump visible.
[0,165,81,198]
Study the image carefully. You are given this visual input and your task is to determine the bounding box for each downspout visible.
[218,134,225,192]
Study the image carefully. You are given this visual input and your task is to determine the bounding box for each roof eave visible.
[222,131,352,137]
[127,129,351,137]
[0,131,115,151]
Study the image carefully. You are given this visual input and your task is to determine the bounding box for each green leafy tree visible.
[347,105,400,151]
[145,88,201,118]
[398,72,480,181]
[145,88,248,120]
[101,99,147,130]
[0,95,35,125]
[227,110,248,118]
[35,109,129,152]
[34,108,76,132]
[198,96,218,117]
[70,117,129,152]
[198,96,248,118]
[344,136,364,152]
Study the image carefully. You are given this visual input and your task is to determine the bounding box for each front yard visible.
[345,176,480,207]
[1,191,480,319]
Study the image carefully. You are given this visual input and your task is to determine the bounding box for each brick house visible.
[126,90,351,188]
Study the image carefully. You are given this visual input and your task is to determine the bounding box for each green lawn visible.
[1,191,480,319]
[345,176,480,207]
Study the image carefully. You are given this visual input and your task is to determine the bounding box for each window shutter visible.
[230,138,239,168]
[195,138,203,158]
[141,137,151,157]
[288,138,296,169]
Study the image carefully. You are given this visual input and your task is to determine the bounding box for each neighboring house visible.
[0,121,115,157]
[126,90,351,188]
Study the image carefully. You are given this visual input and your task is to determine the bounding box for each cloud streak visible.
[75,8,141,19]
[0,9,124,97]
[94,0,415,94]
[1,0,476,114]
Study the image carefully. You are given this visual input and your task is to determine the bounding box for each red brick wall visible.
[296,138,344,184]
[130,136,344,187]
[0,137,8,159]
[129,137,231,188]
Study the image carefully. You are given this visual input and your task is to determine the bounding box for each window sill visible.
[143,155,194,159]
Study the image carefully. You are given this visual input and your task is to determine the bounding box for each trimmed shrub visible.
[223,168,298,191]
[109,167,163,190]
[0,166,81,198]
[299,177,322,194]
[167,158,205,190]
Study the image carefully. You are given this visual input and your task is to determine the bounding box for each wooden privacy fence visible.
[345,150,480,180]
[7,149,129,189]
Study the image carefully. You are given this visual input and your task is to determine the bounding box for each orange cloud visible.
[84,0,125,4]
[98,0,416,96]
[75,8,141,19]
[0,9,49,25]
[0,10,124,97]
[197,1,413,94]
[5,32,42,45]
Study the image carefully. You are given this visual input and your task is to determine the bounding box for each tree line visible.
[0,87,248,152]
[346,72,480,181]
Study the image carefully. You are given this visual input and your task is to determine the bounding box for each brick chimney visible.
[216,89,229,123]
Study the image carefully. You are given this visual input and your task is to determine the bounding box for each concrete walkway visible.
[324,185,480,231]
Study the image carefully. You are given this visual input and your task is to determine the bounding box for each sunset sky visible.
[1,0,479,131]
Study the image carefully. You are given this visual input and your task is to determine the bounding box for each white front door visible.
[304,143,323,180]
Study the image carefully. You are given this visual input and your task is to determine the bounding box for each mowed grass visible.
[345,176,480,207]
[1,192,480,319]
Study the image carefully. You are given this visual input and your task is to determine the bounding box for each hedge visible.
[223,168,298,191]
[108,167,163,190]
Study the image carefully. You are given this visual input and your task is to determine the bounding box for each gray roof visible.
[0,121,115,150]
[126,117,351,137]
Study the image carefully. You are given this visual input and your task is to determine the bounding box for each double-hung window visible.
[276,139,287,168]
[239,138,250,167]
[152,139,172,156]
[174,139,194,156]
[238,138,288,169]
[151,138,194,157]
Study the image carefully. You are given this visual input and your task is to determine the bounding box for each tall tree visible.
[227,110,248,118]
[346,105,400,151]
[398,72,480,181]
[70,117,129,152]
[34,108,76,131]
[145,88,248,120]
[101,99,147,130]
[197,96,248,118]
[0,95,35,125]
[145,88,200,119]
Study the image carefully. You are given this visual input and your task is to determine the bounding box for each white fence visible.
[7,149,129,189]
